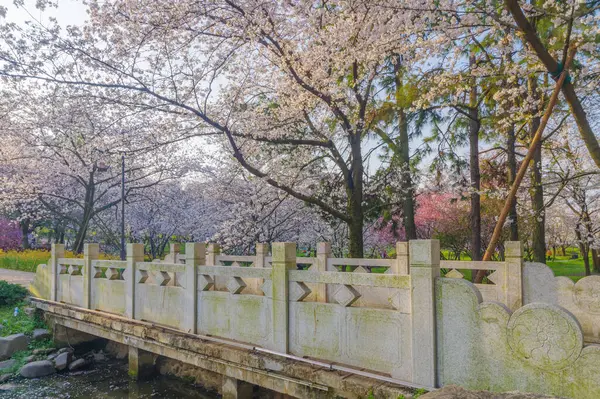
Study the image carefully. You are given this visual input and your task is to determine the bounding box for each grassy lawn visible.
[546,248,589,282]
[0,302,55,375]
[441,248,592,282]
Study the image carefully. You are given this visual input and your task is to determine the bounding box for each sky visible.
[4,0,88,27]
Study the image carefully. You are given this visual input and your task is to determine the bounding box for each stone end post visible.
[409,239,440,388]
[394,242,409,275]
[270,242,296,353]
[83,243,99,309]
[505,241,523,311]
[125,243,144,319]
[315,242,331,302]
[50,243,65,301]
[184,243,205,334]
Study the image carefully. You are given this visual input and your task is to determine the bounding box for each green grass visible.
[0,250,52,273]
[0,303,55,375]
[546,249,589,282]
[0,302,47,337]
[440,248,593,282]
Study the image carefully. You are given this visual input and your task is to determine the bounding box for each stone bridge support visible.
[128,346,155,380]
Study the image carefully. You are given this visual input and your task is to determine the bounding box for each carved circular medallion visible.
[573,276,600,315]
[507,303,582,370]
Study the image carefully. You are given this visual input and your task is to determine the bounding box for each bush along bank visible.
[0,282,111,384]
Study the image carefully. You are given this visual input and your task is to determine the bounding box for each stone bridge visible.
[29,240,600,398]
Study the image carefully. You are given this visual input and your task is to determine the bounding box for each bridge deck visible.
[32,298,414,398]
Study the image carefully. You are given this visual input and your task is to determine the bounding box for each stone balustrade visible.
[29,239,600,398]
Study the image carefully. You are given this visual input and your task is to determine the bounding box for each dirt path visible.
[0,268,35,288]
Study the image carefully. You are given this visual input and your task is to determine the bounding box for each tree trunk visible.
[506,125,519,241]
[73,174,96,254]
[561,245,566,256]
[528,77,546,264]
[592,248,600,274]
[530,127,546,263]
[398,106,416,240]
[20,218,31,250]
[469,55,482,264]
[347,133,364,258]
[575,223,590,276]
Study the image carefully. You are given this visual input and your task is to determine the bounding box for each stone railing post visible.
[393,242,409,275]
[270,242,296,353]
[253,243,268,294]
[83,243,99,309]
[207,243,220,266]
[207,243,222,290]
[315,242,330,302]
[166,243,180,263]
[125,243,144,319]
[184,243,204,334]
[50,243,65,301]
[505,241,523,311]
[409,239,440,388]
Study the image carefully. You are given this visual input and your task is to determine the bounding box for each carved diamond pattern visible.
[227,277,246,294]
[231,261,240,267]
[487,269,501,285]
[289,282,311,302]
[261,280,273,298]
[68,265,82,276]
[198,274,214,291]
[445,269,464,279]
[354,266,370,274]
[334,285,361,307]
[138,270,149,284]
[93,267,106,279]
[159,271,172,286]
[59,264,68,275]
[106,268,122,280]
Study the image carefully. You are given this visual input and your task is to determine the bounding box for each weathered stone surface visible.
[421,385,561,398]
[437,277,600,399]
[54,325,98,347]
[0,383,18,391]
[0,374,11,383]
[0,334,28,360]
[93,351,106,362]
[68,358,87,371]
[23,355,35,363]
[47,353,58,361]
[523,262,600,343]
[54,352,71,371]
[33,348,54,355]
[105,341,128,359]
[20,360,56,378]
[23,307,35,316]
[57,347,74,355]
[0,359,15,370]
[32,328,51,341]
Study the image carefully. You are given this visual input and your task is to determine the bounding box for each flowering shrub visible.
[0,219,22,251]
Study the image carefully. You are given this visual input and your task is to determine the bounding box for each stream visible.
[0,359,219,398]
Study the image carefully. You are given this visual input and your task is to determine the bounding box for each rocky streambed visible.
[1,358,218,398]
[0,345,218,398]
[0,326,218,398]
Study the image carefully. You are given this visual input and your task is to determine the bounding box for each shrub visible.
[0,281,28,306]
[0,219,22,251]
